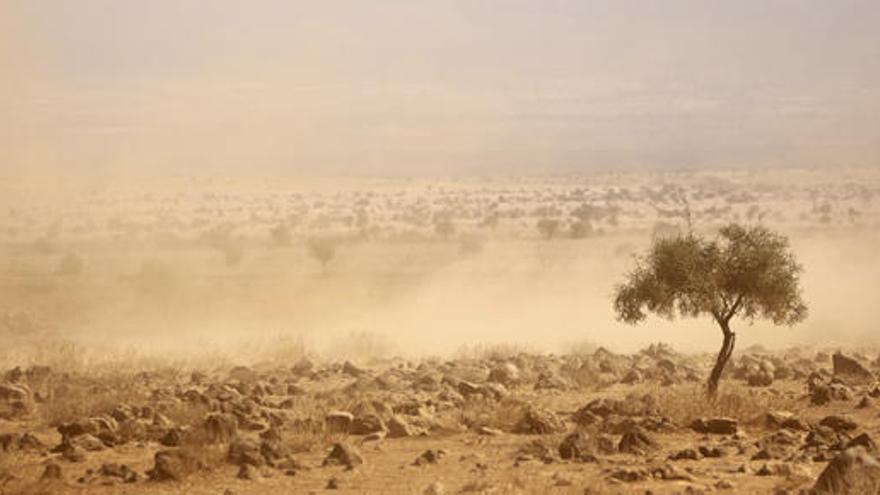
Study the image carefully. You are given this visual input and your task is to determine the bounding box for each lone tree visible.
[613,224,807,396]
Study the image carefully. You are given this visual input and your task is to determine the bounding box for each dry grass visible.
[652,382,801,427]
[40,374,150,427]
[456,396,528,433]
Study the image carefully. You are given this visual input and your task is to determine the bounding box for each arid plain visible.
[1,167,880,494]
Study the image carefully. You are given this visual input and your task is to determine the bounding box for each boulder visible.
[325,411,354,433]
[323,442,364,469]
[833,353,875,385]
[558,432,597,462]
[350,414,387,435]
[814,446,880,494]
[513,407,565,434]
[147,449,203,481]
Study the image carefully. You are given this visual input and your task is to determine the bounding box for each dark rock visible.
[147,449,203,481]
[814,446,880,494]
[558,432,598,462]
[350,414,387,435]
[323,442,364,469]
[412,449,447,466]
[325,411,354,433]
[228,438,265,467]
[833,352,875,385]
[847,433,877,453]
[820,415,859,433]
[618,426,659,455]
[690,417,738,435]
[41,462,63,480]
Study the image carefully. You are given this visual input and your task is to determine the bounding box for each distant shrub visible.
[270,223,292,246]
[433,217,456,240]
[569,220,593,239]
[306,238,336,271]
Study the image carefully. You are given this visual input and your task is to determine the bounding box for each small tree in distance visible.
[307,238,336,271]
[613,224,807,396]
[536,218,561,240]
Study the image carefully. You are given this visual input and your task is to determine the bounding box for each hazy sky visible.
[2,0,878,176]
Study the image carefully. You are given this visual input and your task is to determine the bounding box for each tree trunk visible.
[707,320,736,397]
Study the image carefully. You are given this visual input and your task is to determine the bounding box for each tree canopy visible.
[614,224,807,328]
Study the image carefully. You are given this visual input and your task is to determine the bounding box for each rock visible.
[806,425,851,452]
[477,426,504,436]
[651,463,694,481]
[0,383,32,419]
[533,372,570,391]
[0,432,44,453]
[71,433,105,451]
[812,382,854,406]
[847,433,877,453]
[41,462,63,480]
[698,445,726,458]
[342,361,366,377]
[513,407,566,434]
[99,463,138,483]
[669,448,702,461]
[423,481,446,495]
[413,449,447,466]
[820,415,859,433]
[291,357,315,376]
[690,417,738,435]
[618,426,659,455]
[323,442,364,469]
[227,438,265,467]
[147,449,203,481]
[350,414,387,435]
[621,369,643,385]
[228,365,259,384]
[60,444,86,462]
[237,464,261,480]
[558,432,598,462]
[325,411,354,433]
[814,446,880,494]
[833,352,875,385]
[204,412,238,443]
[487,363,520,387]
[766,411,808,431]
[609,467,650,482]
[387,415,423,438]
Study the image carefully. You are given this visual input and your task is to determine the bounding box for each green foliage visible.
[614,224,807,327]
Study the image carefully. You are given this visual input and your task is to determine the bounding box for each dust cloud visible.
[1,171,878,367]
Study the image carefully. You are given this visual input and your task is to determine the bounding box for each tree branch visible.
[725,294,744,322]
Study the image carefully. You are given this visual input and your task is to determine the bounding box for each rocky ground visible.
[0,345,880,493]
[2,345,880,494]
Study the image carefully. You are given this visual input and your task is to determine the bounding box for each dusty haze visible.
[2,0,880,176]
[2,1,880,363]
